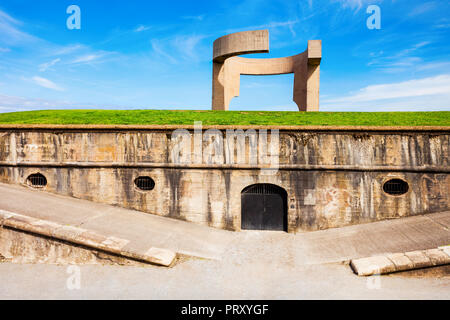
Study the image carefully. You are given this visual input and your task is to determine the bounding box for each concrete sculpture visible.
[212,29,321,111]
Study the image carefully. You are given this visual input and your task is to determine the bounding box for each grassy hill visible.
[0,110,449,126]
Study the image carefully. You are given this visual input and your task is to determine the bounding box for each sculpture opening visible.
[230,74,297,110]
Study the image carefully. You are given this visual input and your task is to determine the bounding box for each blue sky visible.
[0,0,449,113]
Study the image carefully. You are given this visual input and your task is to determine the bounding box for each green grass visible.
[0,110,449,126]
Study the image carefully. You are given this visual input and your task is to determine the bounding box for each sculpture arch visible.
[212,30,321,111]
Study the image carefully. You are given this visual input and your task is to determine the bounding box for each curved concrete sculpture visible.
[212,30,321,111]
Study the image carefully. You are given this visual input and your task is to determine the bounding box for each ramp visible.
[0,182,234,265]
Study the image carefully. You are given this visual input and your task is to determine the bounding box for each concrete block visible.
[308,40,322,63]
[101,236,130,251]
[52,225,87,241]
[386,253,414,271]
[20,218,59,238]
[404,250,432,269]
[144,247,176,267]
[3,214,58,238]
[350,256,396,276]
[0,210,14,224]
[424,248,450,266]
[438,245,450,257]
[76,230,108,247]
[5,213,38,230]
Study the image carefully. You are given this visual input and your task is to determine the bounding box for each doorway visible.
[241,184,287,231]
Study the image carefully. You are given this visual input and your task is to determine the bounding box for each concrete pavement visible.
[0,260,448,299]
[0,182,449,299]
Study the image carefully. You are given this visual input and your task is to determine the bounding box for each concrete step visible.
[0,209,176,266]
[350,246,450,276]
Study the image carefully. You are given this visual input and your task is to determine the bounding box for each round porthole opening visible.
[27,173,47,188]
[134,176,155,191]
[383,179,408,196]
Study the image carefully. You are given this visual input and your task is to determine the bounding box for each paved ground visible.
[0,182,449,299]
[0,260,448,299]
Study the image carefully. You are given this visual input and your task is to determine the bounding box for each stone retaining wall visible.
[0,125,448,232]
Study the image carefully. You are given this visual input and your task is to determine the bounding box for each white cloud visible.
[323,74,450,111]
[149,33,209,64]
[47,45,115,66]
[0,9,37,45]
[416,61,450,71]
[409,2,437,17]
[370,57,423,73]
[71,54,102,64]
[182,15,205,21]
[0,92,99,113]
[173,34,206,60]
[397,41,431,57]
[69,51,115,65]
[435,23,450,29]
[150,39,178,64]
[0,93,64,111]
[51,44,84,56]
[333,0,378,12]
[31,76,64,91]
[367,41,434,72]
[0,10,21,25]
[134,25,151,32]
[326,74,450,103]
[227,19,300,37]
[39,58,61,71]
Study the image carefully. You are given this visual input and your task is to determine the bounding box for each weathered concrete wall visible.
[0,126,448,232]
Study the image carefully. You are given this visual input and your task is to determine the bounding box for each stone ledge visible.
[424,248,450,266]
[350,246,450,276]
[350,256,396,276]
[404,250,432,269]
[1,161,449,173]
[0,209,176,267]
[0,124,448,132]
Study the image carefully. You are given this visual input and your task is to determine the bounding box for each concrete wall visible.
[0,126,448,232]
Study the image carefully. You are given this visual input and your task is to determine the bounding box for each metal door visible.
[241,184,287,231]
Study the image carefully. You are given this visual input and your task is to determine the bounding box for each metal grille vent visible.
[27,173,47,188]
[383,179,409,195]
[242,184,283,195]
[134,176,155,191]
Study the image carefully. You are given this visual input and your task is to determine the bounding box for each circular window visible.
[27,173,47,188]
[383,179,409,196]
[134,176,155,191]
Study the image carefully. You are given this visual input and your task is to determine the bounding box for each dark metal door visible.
[241,184,287,231]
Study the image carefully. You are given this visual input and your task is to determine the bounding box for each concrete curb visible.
[0,209,176,267]
[350,247,450,276]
